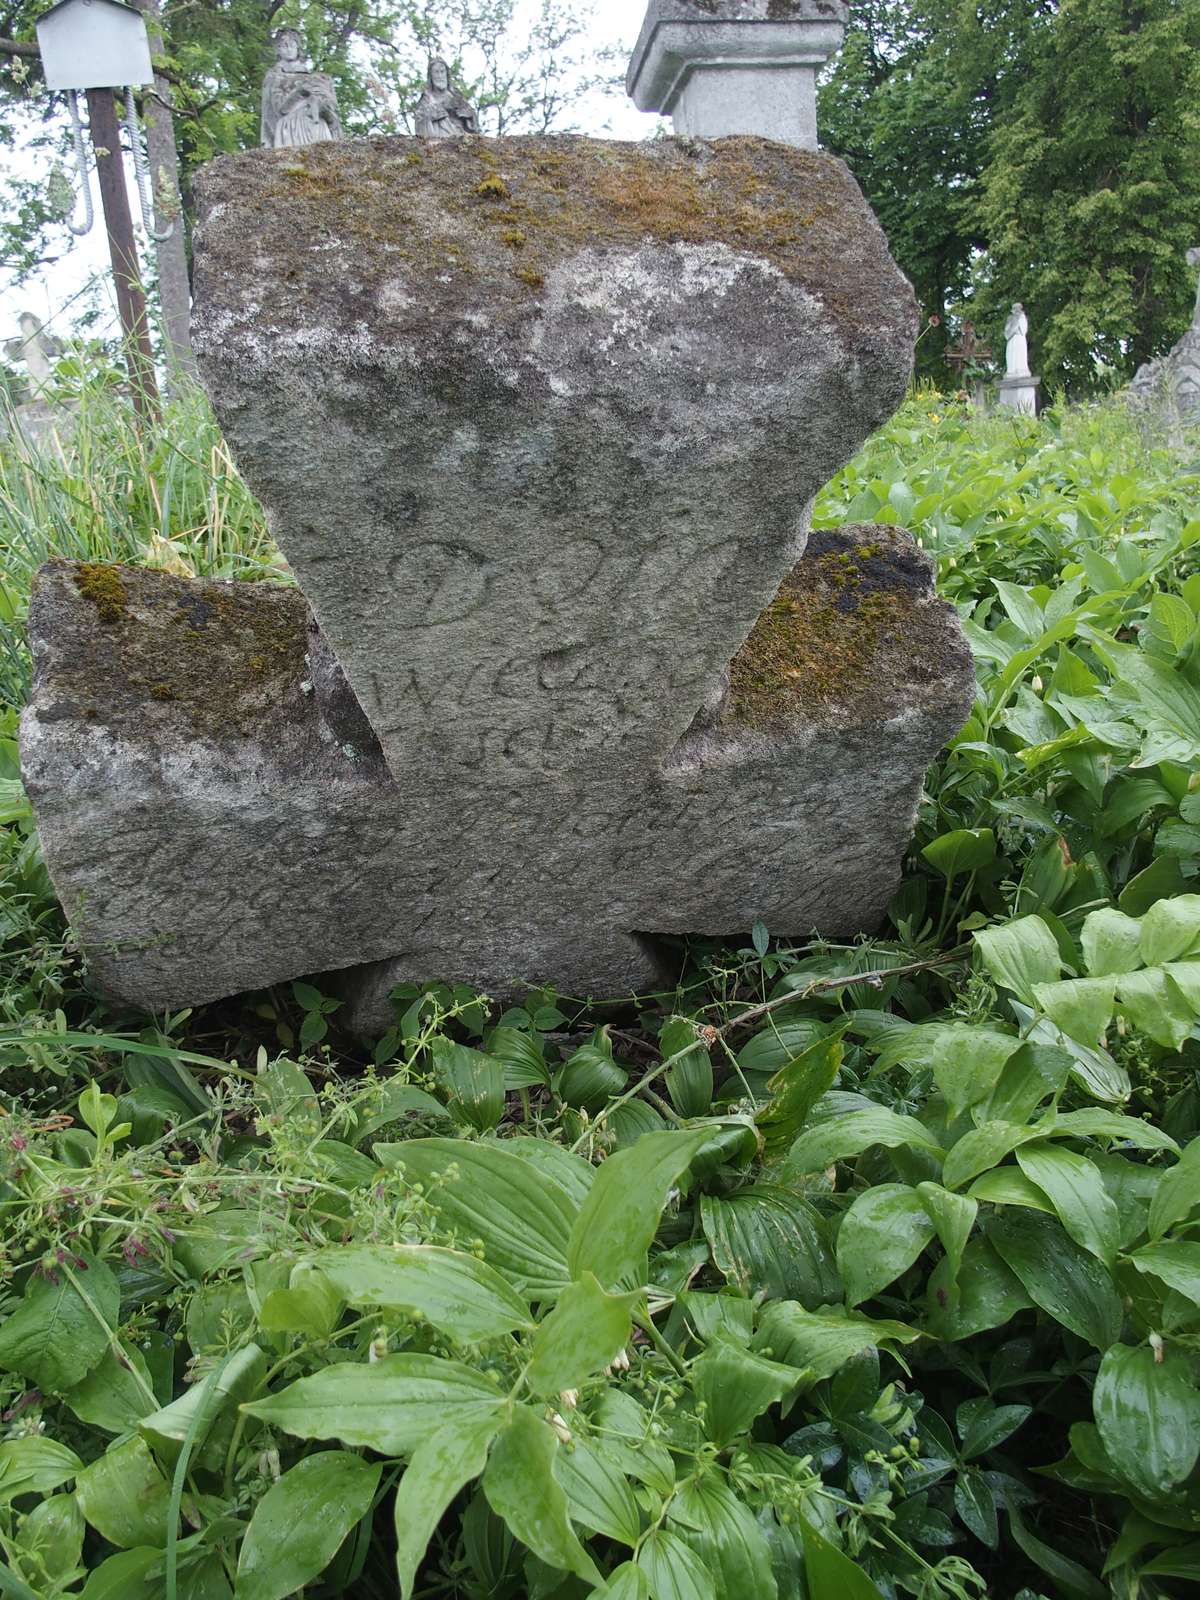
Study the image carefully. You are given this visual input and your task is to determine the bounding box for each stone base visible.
[997,375,1039,415]
[21,528,974,1029]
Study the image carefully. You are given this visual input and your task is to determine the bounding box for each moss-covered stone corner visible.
[41,561,313,746]
[726,526,953,729]
[196,132,912,346]
[73,563,129,625]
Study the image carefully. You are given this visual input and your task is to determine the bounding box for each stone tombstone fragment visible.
[414,57,480,137]
[627,1,850,151]
[997,301,1040,415]
[1129,246,1200,432]
[261,27,342,149]
[21,134,978,1023]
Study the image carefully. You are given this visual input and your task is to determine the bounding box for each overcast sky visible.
[0,0,657,350]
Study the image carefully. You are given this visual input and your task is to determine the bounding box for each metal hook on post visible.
[65,89,95,237]
[123,85,176,243]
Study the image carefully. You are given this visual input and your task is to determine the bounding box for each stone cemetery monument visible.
[997,302,1039,414]
[19,7,975,1034]
[2,311,73,449]
[628,1,850,151]
[414,57,480,137]
[261,26,342,148]
[1130,246,1200,430]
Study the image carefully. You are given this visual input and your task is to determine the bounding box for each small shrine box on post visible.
[35,0,154,91]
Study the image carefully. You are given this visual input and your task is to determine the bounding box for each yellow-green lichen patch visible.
[73,563,129,624]
[726,529,939,729]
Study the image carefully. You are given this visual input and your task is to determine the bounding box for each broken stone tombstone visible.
[20,134,976,1033]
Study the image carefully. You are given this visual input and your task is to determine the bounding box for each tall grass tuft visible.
[0,381,282,710]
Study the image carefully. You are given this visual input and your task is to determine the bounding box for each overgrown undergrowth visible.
[0,387,1198,1600]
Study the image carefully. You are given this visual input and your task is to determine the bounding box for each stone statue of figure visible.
[4,311,62,393]
[261,28,343,149]
[414,57,479,138]
[1005,302,1030,378]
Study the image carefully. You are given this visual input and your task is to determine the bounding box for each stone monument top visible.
[261,28,342,148]
[4,311,62,393]
[627,0,850,150]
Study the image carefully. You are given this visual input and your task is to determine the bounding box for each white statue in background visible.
[261,28,343,148]
[414,57,480,138]
[1004,303,1031,378]
[4,312,62,394]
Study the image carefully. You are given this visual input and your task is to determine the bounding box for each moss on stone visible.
[73,563,129,624]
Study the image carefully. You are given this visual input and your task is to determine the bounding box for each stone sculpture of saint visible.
[1004,303,1030,378]
[4,312,62,393]
[261,28,343,149]
[414,57,480,138]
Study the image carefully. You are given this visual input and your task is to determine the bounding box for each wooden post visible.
[85,86,160,423]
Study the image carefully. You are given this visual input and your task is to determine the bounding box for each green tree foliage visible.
[821,0,1200,395]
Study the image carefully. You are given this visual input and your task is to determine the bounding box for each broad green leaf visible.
[922,828,997,882]
[0,1438,82,1503]
[691,1339,801,1447]
[989,1211,1122,1349]
[785,1108,943,1175]
[917,1183,978,1291]
[567,1129,713,1290]
[994,580,1045,640]
[377,1139,576,1299]
[258,1263,344,1339]
[960,1403,1031,1460]
[485,1026,551,1090]
[243,1354,506,1455]
[836,1184,935,1306]
[637,1529,717,1600]
[64,1342,157,1434]
[755,1035,841,1159]
[1094,1344,1200,1500]
[1141,1545,1200,1579]
[1148,1138,1200,1239]
[348,1078,447,1145]
[526,1274,638,1397]
[309,1245,532,1341]
[559,1042,628,1113]
[141,1343,265,1460]
[924,1026,1022,1119]
[19,1494,85,1583]
[754,1302,920,1382]
[1032,978,1116,1047]
[1015,1007,1129,1104]
[1128,1241,1200,1301]
[975,917,1062,1004]
[700,1187,838,1306]
[590,1391,675,1496]
[1116,968,1195,1050]
[597,1565,650,1600]
[1120,855,1192,917]
[984,1042,1072,1124]
[1088,908,1152,979]
[504,1136,596,1208]
[78,1549,162,1600]
[1016,1143,1119,1264]
[0,1254,119,1392]
[554,1439,642,1546]
[1148,592,1195,654]
[236,1450,381,1600]
[800,1517,887,1598]
[75,1436,171,1548]
[395,1413,501,1599]
[954,1469,997,1549]
[736,1020,828,1076]
[1004,1496,1106,1600]
[942,1120,1050,1191]
[671,1475,778,1600]
[925,1238,1032,1341]
[1051,1110,1179,1152]
[661,1017,714,1118]
[430,1038,506,1132]
[1139,894,1200,966]
[967,1169,1055,1214]
[482,1406,601,1587]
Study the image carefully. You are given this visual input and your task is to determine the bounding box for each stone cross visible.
[997,302,1040,415]
[4,311,62,393]
[627,1,850,151]
[21,134,976,1031]
[944,321,994,407]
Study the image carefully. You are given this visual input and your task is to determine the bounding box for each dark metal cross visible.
[944,321,994,378]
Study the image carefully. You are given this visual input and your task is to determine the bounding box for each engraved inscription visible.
[387,541,493,626]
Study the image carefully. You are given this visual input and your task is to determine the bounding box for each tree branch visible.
[0,35,38,59]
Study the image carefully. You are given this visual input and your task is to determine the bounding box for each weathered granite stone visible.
[20,532,973,1021]
[627,2,850,149]
[1129,248,1200,433]
[192,135,917,791]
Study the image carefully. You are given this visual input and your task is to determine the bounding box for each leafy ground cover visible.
[0,388,1198,1599]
